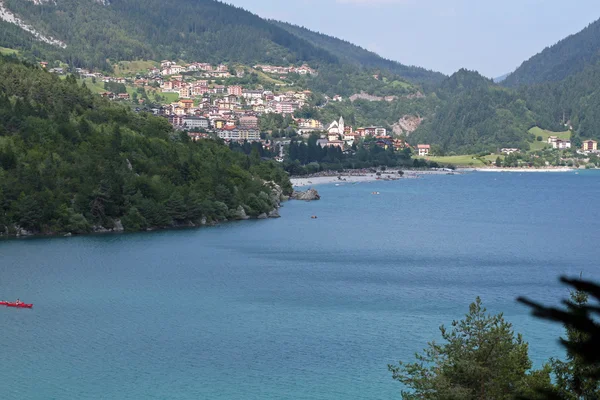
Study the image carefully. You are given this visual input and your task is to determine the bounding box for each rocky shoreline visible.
[0,181,301,239]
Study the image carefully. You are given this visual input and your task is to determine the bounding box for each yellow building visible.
[582,140,598,151]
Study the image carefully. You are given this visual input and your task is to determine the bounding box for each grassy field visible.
[80,78,107,94]
[0,47,19,56]
[112,60,158,77]
[415,155,488,166]
[529,127,571,151]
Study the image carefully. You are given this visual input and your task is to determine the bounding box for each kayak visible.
[0,301,33,308]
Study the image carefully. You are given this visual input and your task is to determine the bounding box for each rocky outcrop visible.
[113,220,124,232]
[392,115,424,135]
[291,188,320,201]
[232,205,250,220]
[349,91,396,102]
[0,1,66,47]
[265,181,286,207]
[15,226,33,237]
[257,213,268,220]
[268,209,281,218]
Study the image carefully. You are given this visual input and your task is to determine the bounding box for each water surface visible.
[1,171,599,399]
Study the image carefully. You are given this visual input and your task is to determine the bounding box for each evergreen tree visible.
[389,297,553,400]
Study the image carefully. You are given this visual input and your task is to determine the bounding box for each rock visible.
[268,209,281,218]
[291,188,320,201]
[265,181,284,206]
[64,232,72,237]
[15,226,33,237]
[257,213,268,219]
[200,217,207,226]
[113,219,124,232]
[232,205,250,220]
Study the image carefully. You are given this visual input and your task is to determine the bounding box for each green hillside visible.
[0,56,291,236]
[272,21,446,85]
[503,18,600,87]
[408,70,537,153]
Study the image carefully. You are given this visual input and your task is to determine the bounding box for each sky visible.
[225,0,600,78]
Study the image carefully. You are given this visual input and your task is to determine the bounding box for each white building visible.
[417,144,431,156]
[183,117,209,130]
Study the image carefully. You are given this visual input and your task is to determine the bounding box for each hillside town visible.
[43,60,600,164]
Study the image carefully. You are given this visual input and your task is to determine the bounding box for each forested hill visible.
[503,18,600,87]
[0,0,443,84]
[408,70,538,153]
[0,0,337,71]
[272,21,446,85]
[0,56,291,236]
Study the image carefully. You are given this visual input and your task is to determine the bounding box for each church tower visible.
[338,116,345,136]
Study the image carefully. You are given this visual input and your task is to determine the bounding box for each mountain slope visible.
[503,18,600,87]
[272,21,445,85]
[0,55,291,235]
[409,70,538,153]
[0,0,338,70]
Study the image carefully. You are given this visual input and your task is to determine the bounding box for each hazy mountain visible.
[503,18,600,87]
[272,21,446,85]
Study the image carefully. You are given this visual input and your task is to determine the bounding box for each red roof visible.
[417,144,431,149]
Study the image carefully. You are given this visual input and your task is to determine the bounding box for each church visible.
[327,116,345,140]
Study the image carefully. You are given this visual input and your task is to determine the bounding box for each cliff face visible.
[0,1,66,47]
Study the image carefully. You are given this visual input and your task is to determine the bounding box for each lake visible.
[1,171,599,400]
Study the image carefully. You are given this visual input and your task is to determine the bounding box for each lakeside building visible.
[417,144,431,156]
[552,139,572,150]
[582,140,598,151]
[501,148,520,154]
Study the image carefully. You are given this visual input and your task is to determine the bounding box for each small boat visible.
[371,192,380,195]
[311,216,318,219]
[0,300,33,309]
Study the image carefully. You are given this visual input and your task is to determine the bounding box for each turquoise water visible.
[1,171,600,400]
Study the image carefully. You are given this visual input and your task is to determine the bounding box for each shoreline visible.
[291,169,455,187]
[467,167,576,173]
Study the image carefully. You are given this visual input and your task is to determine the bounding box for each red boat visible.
[0,301,33,309]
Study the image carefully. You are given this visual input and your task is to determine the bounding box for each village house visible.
[501,148,520,155]
[211,85,226,94]
[179,99,194,111]
[582,140,598,151]
[275,101,296,115]
[417,144,431,156]
[117,93,130,101]
[239,115,259,129]
[217,127,260,141]
[228,85,243,96]
[243,89,263,100]
[552,139,572,150]
[326,140,344,149]
[183,116,209,130]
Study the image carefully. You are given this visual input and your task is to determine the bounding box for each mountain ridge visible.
[503,18,600,87]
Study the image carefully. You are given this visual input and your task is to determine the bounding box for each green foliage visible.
[0,0,338,72]
[389,297,553,400]
[409,70,537,153]
[273,21,445,85]
[519,277,600,400]
[0,56,290,235]
[504,19,600,87]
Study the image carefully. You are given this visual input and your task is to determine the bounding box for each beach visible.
[290,169,455,187]
[471,167,576,173]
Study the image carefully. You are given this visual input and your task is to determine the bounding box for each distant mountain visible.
[493,73,509,83]
[503,18,600,87]
[272,21,446,85]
